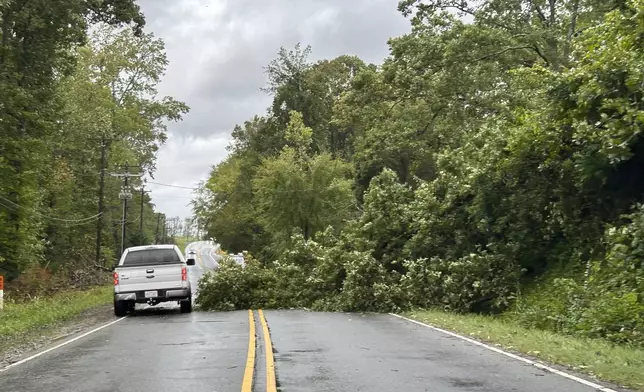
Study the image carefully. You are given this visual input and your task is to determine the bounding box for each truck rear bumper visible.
[115,288,190,302]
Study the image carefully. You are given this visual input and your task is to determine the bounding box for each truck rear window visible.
[122,249,182,266]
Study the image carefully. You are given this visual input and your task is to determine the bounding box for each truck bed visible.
[114,263,186,293]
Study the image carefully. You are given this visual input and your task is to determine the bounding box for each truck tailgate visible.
[115,264,184,292]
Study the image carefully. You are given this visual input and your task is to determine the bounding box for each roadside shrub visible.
[401,252,520,313]
[578,291,644,345]
[578,205,644,345]
[4,263,110,302]
[6,267,72,301]
[515,273,644,346]
[514,204,644,346]
[514,277,586,334]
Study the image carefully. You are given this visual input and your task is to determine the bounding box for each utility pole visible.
[161,215,167,244]
[139,182,149,246]
[110,162,143,256]
[154,213,161,244]
[122,177,128,253]
[95,137,107,266]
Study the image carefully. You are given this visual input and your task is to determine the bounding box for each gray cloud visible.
[136,0,411,218]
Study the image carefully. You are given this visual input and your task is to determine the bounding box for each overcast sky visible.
[137,0,411,219]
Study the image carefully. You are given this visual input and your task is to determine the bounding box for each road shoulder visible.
[400,310,639,392]
[0,304,114,369]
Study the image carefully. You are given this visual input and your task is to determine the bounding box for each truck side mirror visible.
[186,258,196,266]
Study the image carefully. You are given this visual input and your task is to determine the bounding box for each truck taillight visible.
[181,266,187,281]
[113,272,119,285]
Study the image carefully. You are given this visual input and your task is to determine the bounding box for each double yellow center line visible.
[258,310,277,391]
[241,310,256,391]
[195,250,206,269]
[242,309,277,392]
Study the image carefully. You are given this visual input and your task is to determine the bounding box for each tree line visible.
[0,1,188,294]
[194,0,644,346]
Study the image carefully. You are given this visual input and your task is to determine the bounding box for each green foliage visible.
[359,168,413,271]
[402,252,520,313]
[195,256,274,311]
[514,277,587,334]
[516,203,644,345]
[195,0,644,349]
[0,3,186,286]
[253,149,354,241]
[197,234,406,313]
[193,154,265,254]
[250,111,354,249]
[601,205,644,298]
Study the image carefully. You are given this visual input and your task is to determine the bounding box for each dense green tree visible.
[0,0,144,279]
[0,3,187,282]
[253,111,354,246]
[193,153,265,255]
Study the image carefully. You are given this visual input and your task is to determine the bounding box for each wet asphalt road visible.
[0,309,611,392]
[264,311,601,392]
[0,242,614,392]
[1,310,249,392]
[187,240,221,289]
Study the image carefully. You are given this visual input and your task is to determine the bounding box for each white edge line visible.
[0,316,127,373]
[389,313,618,392]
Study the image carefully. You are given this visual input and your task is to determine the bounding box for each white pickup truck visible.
[113,244,196,316]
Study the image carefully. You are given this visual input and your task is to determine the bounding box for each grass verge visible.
[174,236,188,252]
[404,310,644,391]
[0,285,112,342]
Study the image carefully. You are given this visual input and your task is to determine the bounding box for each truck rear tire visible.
[180,297,192,313]
[114,299,128,317]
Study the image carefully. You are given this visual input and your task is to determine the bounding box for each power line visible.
[59,214,106,227]
[109,215,141,224]
[0,196,103,223]
[0,200,104,227]
[193,183,349,196]
[150,195,195,199]
[147,181,198,190]
[0,198,146,225]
